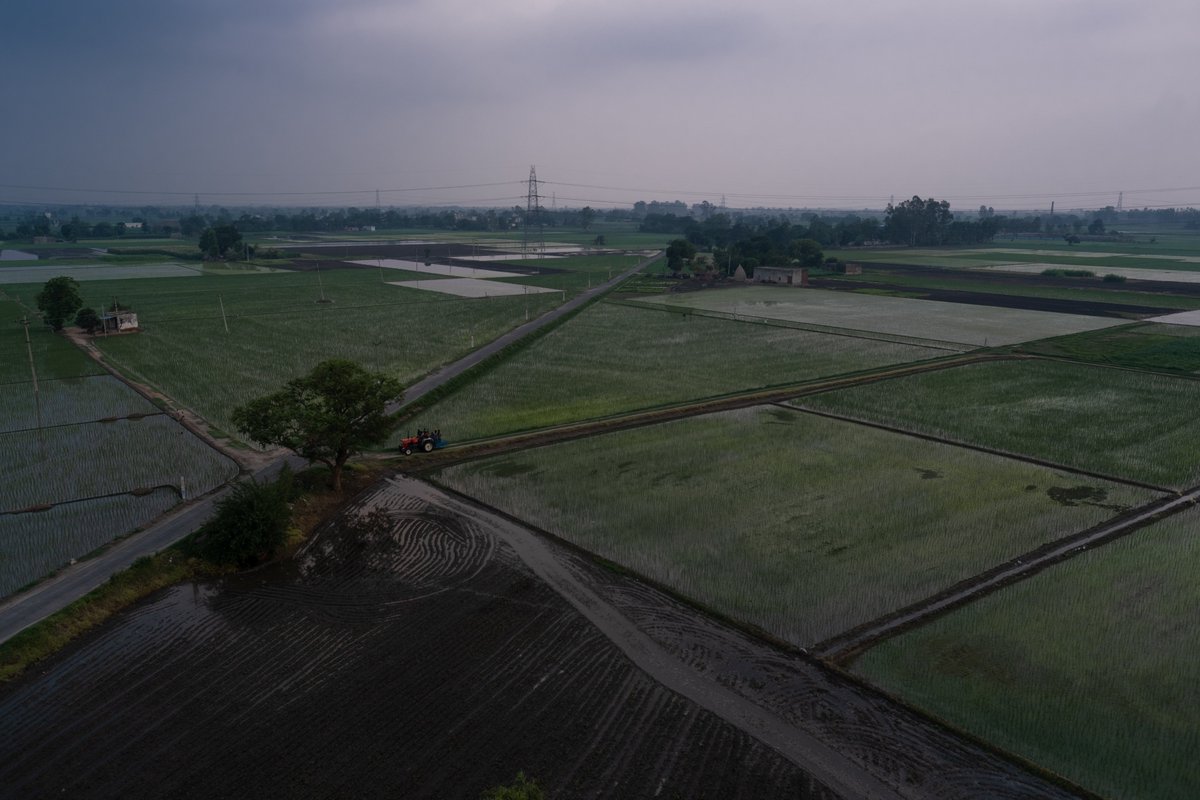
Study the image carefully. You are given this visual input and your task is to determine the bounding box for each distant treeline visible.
[3,199,1198,245]
[642,197,1200,250]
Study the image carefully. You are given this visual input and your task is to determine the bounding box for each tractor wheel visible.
[422,440,435,453]
[403,447,412,455]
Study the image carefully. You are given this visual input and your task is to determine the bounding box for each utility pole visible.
[21,316,45,459]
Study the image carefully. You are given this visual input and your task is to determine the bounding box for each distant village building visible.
[843,262,863,275]
[755,266,808,286]
[100,309,139,333]
[123,222,143,230]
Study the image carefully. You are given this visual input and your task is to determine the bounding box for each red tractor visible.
[400,428,445,455]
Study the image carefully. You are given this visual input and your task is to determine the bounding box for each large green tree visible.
[36,276,84,331]
[231,360,402,491]
[199,468,295,567]
[884,196,953,246]
[198,224,244,259]
[665,238,697,273]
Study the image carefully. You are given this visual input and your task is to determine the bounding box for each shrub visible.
[1103,273,1127,283]
[199,467,295,566]
[482,772,544,800]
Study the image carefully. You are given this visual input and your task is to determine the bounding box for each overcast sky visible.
[4,0,1199,211]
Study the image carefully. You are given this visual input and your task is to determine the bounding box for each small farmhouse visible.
[755,266,808,286]
[100,309,139,333]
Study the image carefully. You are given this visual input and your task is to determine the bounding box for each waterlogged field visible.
[0,263,203,284]
[63,269,561,437]
[640,286,1123,346]
[1,417,235,510]
[0,298,236,596]
[435,407,1159,646]
[0,490,179,599]
[0,375,158,431]
[854,507,1200,800]
[797,359,1200,488]
[420,302,949,441]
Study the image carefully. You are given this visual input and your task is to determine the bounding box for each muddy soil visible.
[0,479,837,800]
[0,476,1089,799]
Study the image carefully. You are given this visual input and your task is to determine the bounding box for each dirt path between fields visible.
[62,328,283,472]
[813,486,1200,663]
[401,476,1088,799]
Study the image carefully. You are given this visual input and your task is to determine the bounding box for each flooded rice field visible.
[0,477,1085,799]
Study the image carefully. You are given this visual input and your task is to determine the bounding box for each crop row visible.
[855,506,1200,800]
[435,406,1159,646]
[0,489,178,598]
[796,359,1200,489]
[0,375,158,434]
[0,416,237,512]
[419,302,947,442]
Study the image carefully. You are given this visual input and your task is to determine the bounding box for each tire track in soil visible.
[423,477,1092,800]
[0,477,838,800]
[406,476,907,800]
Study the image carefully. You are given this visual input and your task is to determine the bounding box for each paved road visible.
[0,253,658,647]
[0,455,305,645]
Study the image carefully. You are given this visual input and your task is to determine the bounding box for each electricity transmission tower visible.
[523,166,544,258]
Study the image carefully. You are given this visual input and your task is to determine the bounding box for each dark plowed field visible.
[0,482,835,800]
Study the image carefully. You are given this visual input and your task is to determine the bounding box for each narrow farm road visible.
[0,456,305,646]
[398,475,906,800]
[390,251,659,410]
[814,487,1200,662]
[0,253,657,647]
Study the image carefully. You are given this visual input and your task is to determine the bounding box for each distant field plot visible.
[388,278,559,298]
[0,375,158,432]
[978,263,1200,283]
[640,286,1123,346]
[1019,322,1200,372]
[797,359,1200,488]
[826,271,1200,312]
[436,407,1158,646]
[79,269,562,436]
[0,263,202,283]
[0,489,178,597]
[419,302,948,441]
[854,507,1200,800]
[347,259,526,279]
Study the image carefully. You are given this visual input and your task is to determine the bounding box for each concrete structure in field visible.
[843,262,863,275]
[755,266,808,286]
[100,309,139,333]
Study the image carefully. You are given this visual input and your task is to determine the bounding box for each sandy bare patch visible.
[1145,310,1200,326]
[387,278,559,298]
[349,258,526,279]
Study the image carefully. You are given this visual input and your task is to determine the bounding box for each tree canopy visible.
[665,238,697,272]
[36,276,83,331]
[199,468,295,567]
[884,196,954,246]
[199,224,244,259]
[231,360,402,491]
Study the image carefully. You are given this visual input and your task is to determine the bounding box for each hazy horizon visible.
[4,0,1199,211]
